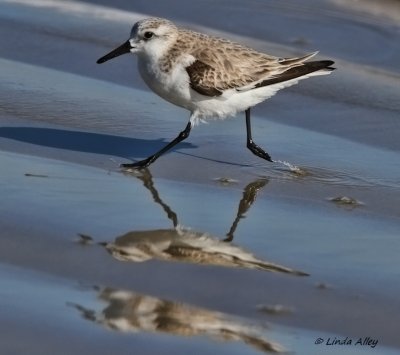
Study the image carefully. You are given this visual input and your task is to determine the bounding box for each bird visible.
[97,17,335,169]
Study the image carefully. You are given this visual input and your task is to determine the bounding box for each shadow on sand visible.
[0,126,196,160]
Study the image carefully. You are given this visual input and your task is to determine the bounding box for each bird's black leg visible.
[245,108,272,162]
[121,121,192,169]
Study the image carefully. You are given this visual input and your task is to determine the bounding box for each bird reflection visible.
[100,169,307,276]
[69,287,284,353]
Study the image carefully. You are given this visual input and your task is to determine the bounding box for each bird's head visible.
[97,17,178,64]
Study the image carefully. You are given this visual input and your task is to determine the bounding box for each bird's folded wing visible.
[186,60,224,96]
[185,50,328,97]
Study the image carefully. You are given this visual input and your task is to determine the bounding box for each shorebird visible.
[97,17,335,169]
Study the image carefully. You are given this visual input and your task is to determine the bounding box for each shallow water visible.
[1,149,400,353]
[1,0,400,354]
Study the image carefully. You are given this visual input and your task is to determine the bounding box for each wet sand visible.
[1,0,400,354]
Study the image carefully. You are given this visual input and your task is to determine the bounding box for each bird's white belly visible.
[138,58,193,111]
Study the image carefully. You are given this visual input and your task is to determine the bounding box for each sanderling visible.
[97,17,335,169]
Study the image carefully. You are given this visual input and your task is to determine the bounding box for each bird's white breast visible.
[137,54,195,111]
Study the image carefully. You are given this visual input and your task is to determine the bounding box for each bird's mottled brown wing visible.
[185,55,278,97]
[186,60,223,97]
[180,30,327,96]
[181,31,279,96]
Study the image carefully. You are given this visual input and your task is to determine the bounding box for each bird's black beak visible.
[97,40,132,64]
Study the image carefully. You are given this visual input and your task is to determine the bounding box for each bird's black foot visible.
[223,234,234,242]
[247,140,272,162]
[120,155,156,169]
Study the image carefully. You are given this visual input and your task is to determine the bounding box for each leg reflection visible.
[134,168,178,227]
[225,179,269,242]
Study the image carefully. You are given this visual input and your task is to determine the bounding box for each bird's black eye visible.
[143,31,154,40]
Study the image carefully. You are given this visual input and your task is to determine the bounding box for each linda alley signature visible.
[315,336,378,348]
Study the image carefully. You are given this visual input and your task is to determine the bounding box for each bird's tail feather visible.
[278,51,319,66]
[254,60,335,89]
